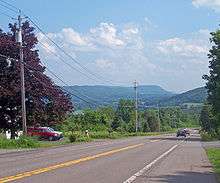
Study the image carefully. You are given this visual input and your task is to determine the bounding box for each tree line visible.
[61,99,199,134]
[200,28,220,139]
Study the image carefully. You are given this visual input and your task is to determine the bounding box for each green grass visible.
[206,148,220,182]
[0,135,40,149]
[66,130,176,141]
[0,130,175,149]
[37,137,70,148]
[201,131,220,141]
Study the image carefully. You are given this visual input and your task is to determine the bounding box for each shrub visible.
[90,131,109,139]
[200,131,218,141]
[68,133,77,143]
[16,136,40,148]
[77,135,91,142]
[0,135,40,149]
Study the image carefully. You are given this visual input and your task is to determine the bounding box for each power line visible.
[36,43,114,106]
[0,0,19,11]
[0,10,14,19]
[37,40,101,84]
[0,52,96,106]
[23,63,97,107]
[0,2,17,13]
[28,61,99,103]
[0,52,110,107]
[27,17,116,85]
[0,0,125,86]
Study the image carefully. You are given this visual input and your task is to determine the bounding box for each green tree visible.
[200,105,212,132]
[111,116,122,131]
[116,99,134,123]
[142,120,150,132]
[203,29,220,130]
[0,22,72,138]
[143,110,160,132]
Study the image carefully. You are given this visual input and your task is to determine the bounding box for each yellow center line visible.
[0,143,143,183]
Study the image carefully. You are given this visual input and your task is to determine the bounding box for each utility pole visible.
[16,11,27,135]
[134,80,138,132]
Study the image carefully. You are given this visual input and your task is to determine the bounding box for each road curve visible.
[0,133,217,183]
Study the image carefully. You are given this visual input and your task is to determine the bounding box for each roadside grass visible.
[201,131,220,141]
[37,137,70,148]
[0,130,175,149]
[65,130,176,141]
[0,135,40,149]
[206,148,220,182]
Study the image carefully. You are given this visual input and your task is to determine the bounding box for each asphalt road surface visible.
[0,131,217,183]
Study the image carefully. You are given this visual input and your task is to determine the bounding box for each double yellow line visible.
[0,143,143,183]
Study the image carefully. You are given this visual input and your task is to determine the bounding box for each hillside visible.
[159,87,208,106]
[64,85,207,109]
[64,85,174,109]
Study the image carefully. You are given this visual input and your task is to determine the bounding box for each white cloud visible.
[37,22,211,92]
[95,59,115,69]
[156,29,210,61]
[61,28,87,46]
[37,32,57,55]
[89,23,124,47]
[192,0,220,12]
[157,37,208,57]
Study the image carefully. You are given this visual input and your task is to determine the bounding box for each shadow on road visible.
[144,171,217,183]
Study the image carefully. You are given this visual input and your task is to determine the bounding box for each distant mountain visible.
[159,87,208,106]
[63,85,208,109]
[64,85,175,109]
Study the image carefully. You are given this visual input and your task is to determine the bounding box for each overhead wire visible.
[0,10,14,19]
[26,17,117,85]
[0,0,124,86]
[0,0,19,11]
[0,1,124,107]
[23,63,98,107]
[0,52,111,107]
[37,40,101,84]
[0,52,97,107]
[28,61,99,103]
[0,2,17,13]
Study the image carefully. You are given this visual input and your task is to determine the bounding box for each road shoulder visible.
[133,140,217,183]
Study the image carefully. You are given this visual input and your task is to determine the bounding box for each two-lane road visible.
[0,133,217,183]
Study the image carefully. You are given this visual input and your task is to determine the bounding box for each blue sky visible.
[0,0,220,92]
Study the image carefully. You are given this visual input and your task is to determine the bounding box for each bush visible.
[68,133,77,143]
[16,136,40,148]
[200,131,218,141]
[77,135,91,142]
[90,131,109,139]
[0,135,40,149]
[160,125,172,132]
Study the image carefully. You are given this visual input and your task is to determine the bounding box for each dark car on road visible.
[27,127,63,141]
[176,129,187,137]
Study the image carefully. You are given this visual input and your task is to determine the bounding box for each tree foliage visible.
[61,99,198,134]
[200,105,212,132]
[142,110,160,132]
[203,29,220,130]
[0,21,72,138]
[116,99,134,123]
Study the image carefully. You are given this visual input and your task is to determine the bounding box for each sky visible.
[0,0,220,93]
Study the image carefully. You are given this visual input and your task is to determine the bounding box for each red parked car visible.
[27,127,63,141]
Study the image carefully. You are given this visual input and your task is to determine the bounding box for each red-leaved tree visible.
[0,21,73,138]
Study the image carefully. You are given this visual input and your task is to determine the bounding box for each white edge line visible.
[123,144,178,183]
